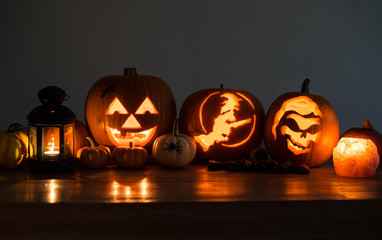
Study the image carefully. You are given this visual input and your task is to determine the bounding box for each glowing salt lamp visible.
[333,120,382,178]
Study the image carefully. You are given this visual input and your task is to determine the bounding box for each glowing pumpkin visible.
[264,79,339,167]
[333,120,382,177]
[179,85,265,161]
[85,68,176,151]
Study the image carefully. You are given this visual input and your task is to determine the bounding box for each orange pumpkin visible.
[74,120,91,155]
[112,142,148,168]
[179,85,265,161]
[85,68,176,151]
[264,79,339,167]
[77,137,111,168]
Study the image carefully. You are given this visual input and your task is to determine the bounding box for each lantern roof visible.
[27,86,76,124]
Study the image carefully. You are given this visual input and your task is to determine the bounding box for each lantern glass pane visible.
[63,124,74,158]
[28,125,38,160]
[42,127,60,160]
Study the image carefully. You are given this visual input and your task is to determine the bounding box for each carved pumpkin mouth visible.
[286,138,311,154]
[105,126,157,147]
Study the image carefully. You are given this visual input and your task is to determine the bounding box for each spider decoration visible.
[163,141,183,154]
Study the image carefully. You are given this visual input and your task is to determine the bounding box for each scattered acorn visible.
[206,148,311,174]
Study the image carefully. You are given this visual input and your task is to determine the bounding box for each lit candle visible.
[44,136,60,156]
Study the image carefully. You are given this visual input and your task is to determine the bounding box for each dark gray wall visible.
[1,0,382,134]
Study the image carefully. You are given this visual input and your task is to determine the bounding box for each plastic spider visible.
[163,141,183,154]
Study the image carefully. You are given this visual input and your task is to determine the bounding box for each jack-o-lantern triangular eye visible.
[135,97,159,114]
[105,98,128,115]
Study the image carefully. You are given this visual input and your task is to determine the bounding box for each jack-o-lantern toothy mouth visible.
[286,138,311,154]
[105,126,157,147]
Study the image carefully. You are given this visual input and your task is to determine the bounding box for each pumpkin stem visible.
[7,123,23,133]
[362,120,375,131]
[123,68,138,76]
[128,141,134,148]
[86,137,97,149]
[301,78,310,93]
[172,116,179,136]
[220,84,224,89]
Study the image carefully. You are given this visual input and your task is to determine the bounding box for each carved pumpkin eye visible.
[105,98,128,115]
[135,97,159,114]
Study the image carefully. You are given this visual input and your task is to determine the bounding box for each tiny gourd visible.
[77,137,111,168]
[153,117,197,168]
[333,120,382,178]
[112,142,148,168]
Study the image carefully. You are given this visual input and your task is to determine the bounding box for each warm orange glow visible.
[44,135,59,156]
[272,96,322,139]
[109,178,151,203]
[122,114,142,129]
[104,97,159,147]
[135,97,159,114]
[333,137,380,178]
[195,92,255,152]
[105,98,128,115]
[106,126,157,147]
[272,96,322,155]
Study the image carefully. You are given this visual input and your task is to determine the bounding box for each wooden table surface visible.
[1,160,382,239]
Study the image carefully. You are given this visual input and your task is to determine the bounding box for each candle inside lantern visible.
[44,135,60,156]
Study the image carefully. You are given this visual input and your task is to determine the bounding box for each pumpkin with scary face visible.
[85,68,176,151]
[264,79,339,167]
[179,85,265,161]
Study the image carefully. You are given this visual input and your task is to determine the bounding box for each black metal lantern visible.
[26,86,77,172]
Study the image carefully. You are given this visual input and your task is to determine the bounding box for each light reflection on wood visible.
[1,164,382,203]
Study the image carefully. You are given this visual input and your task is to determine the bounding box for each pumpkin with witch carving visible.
[179,85,265,161]
[85,68,176,150]
[264,79,339,167]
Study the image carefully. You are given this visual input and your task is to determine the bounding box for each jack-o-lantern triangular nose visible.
[122,114,142,129]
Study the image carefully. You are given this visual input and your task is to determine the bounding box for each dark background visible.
[1,0,382,135]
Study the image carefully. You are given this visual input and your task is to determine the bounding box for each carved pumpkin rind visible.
[264,80,339,167]
[179,87,265,161]
[85,68,176,151]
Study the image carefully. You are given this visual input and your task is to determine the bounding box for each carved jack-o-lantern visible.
[179,85,265,161]
[264,79,339,167]
[85,68,176,150]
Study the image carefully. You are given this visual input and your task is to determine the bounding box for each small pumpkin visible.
[179,84,265,161]
[153,117,197,168]
[0,123,34,168]
[77,137,111,168]
[264,79,339,167]
[333,120,382,178]
[85,67,176,151]
[112,142,148,168]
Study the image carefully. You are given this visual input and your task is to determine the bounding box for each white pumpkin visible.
[153,117,196,168]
